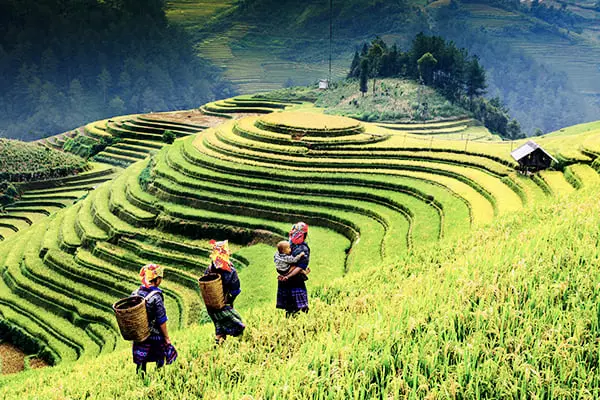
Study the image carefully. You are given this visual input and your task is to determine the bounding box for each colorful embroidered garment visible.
[289,222,309,245]
[276,277,309,312]
[209,239,232,272]
[132,336,178,366]
[139,264,164,288]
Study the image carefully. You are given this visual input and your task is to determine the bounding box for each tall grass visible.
[2,186,600,398]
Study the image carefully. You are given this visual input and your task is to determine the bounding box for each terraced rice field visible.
[195,27,349,93]
[0,163,118,242]
[0,101,599,395]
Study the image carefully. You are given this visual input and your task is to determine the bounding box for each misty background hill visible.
[1,0,599,140]
[168,0,600,135]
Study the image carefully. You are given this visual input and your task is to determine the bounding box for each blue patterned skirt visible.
[207,306,246,337]
[276,277,309,312]
[132,335,178,366]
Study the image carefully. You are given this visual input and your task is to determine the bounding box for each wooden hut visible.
[510,140,557,172]
[318,79,329,90]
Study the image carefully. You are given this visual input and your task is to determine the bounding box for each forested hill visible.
[0,0,232,141]
[168,0,600,136]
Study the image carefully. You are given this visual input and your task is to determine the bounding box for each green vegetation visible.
[348,35,523,139]
[2,180,600,398]
[0,139,87,183]
[0,0,231,141]
[165,0,600,135]
[0,102,599,397]
[318,79,468,122]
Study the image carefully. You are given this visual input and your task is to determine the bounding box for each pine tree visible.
[97,68,112,105]
[466,56,487,102]
[359,58,369,97]
[417,52,437,85]
[348,51,360,78]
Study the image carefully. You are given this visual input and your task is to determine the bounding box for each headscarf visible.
[210,240,232,272]
[289,222,309,245]
[139,264,164,288]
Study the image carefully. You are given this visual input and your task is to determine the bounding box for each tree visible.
[507,119,524,139]
[97,67,111,105]
[359,58,369,97]
[466,56,487,104]
[417,52,437,85]
[348,51,361,78]
[367,43,384,94]
[109,96,126,115]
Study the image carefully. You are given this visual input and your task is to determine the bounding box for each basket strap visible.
[144,291,161,302]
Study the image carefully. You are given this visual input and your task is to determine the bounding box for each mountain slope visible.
[166,0,600,135]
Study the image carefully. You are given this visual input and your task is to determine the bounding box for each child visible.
[274,240,307,281]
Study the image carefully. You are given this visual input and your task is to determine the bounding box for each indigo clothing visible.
[132,335,178,367]
[132,286,167,337]
[276,276,309,312]
[277,242,310,313]
[207,306,246,337]
[204,264,245,336]
[131,286,177,366]
[291,242,310,270]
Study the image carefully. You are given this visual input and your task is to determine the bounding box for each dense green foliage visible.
[434,9,588,137]
[0,182,20,207]
[63,135,114,160]
[0,139,87,182]
[347,35,522,138]
[0,0,232,140]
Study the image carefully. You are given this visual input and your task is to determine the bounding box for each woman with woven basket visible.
[276,222,311,317]
[203,240,246,345]
[132,264,177,375]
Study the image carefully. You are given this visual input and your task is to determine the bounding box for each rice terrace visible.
[2,0,600,399]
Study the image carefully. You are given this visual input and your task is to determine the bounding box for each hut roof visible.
[510,140,557,163]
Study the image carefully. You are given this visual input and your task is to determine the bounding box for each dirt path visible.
[0,343,47,375]
[143,110,228,127]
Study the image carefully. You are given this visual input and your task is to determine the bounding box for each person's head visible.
[277,240,291,255]
[209,239,233,270]
[151,276,163,287]
[139,264,164,288]
[289,222,309,245]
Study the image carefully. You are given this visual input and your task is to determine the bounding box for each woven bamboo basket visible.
[113,295,150,342]
[198,273,225,310]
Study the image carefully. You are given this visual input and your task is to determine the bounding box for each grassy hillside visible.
[258,79,471,123]
[2,172,600,398]
[0,139,87,183]
[1,100,600,396]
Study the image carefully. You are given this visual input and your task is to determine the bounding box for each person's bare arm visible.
[159,322,170,344]
[281,266,304,281]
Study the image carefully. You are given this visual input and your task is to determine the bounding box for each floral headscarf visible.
[139,264,164,288]
[289,222,309,245]
[210,240,232,272]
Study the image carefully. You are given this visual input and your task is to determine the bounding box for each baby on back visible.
[274,240,306,278]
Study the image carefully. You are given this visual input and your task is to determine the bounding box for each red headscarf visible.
[289,222,309,245]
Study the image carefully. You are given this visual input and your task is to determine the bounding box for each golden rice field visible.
[1,99,600,398]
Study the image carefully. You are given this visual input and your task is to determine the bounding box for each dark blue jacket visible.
[291,242,310,270]
[133,286,167,337]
